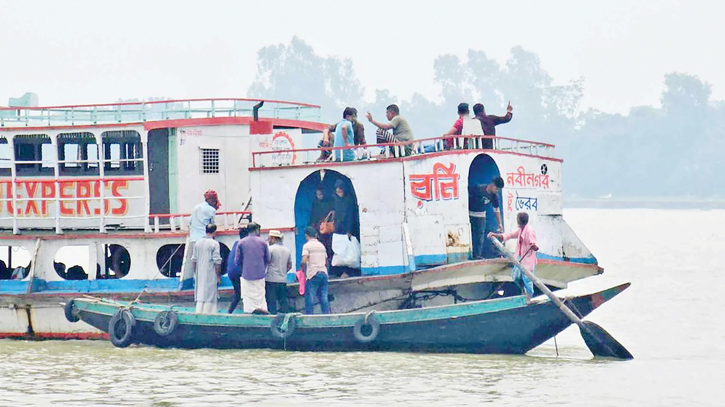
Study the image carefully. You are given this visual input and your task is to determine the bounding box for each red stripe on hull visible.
[0,332,108,340]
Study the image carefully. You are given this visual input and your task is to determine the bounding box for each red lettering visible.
[2,181,11,215]
[110,180,129,216]
[59,181,74,216]
[75,181,92,216]
[93,181,102,215]
[24,182,40,216]
[41,182,55,216]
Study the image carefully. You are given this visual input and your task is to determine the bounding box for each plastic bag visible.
[331,234,361,269]
[295,269,306,295]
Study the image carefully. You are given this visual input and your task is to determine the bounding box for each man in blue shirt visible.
[226,226,249,314]
[334,107,356,162]
[189,190,220,242]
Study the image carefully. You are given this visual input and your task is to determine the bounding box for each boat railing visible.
[0,98,321,128]
[149,211,251,234]
[251,134,556,168]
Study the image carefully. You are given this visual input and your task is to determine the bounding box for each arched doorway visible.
[293,170,360,267]
[468,154,504,259]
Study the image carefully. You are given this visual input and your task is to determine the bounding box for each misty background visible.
[2,1,723,201]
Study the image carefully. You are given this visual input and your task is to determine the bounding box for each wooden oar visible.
[489,236,633,360]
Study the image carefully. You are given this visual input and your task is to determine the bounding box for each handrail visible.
[251,134,556,168]
[0,98,322,128]
[148,210,251,234]
[0,97,321,111]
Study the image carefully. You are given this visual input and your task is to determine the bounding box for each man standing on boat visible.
[300,227,331,314]
[265,230,292,314]
[234,222,270,314]
[488,212,538,302]
[473,102,513,149]
[190,190,220,241]
[191,223,223,314]
[184,190,220,279]
[469,177,505,259]
[226,226,249,314]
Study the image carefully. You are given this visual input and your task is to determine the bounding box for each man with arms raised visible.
[473,102,513,149]
[366,104,414,155]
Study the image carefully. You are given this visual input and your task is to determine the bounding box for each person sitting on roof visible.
[317,130,333,162]
[442,103,470,150]
[473,102,513,149]
[366,104,414,156]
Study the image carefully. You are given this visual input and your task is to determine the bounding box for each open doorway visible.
[468,154,504,259]
[293,170,360,270]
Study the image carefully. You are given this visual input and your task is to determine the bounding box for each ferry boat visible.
[0,97,602,339]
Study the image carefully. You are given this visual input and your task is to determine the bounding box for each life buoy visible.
[270,314,297,339]
[108,309,136,348]
[64,299,79,323]
[153,311,178,337]
[353,313,380,343]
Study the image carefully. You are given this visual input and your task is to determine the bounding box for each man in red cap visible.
[190,190,220,242]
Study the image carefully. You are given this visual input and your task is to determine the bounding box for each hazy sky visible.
[1,0,722,114]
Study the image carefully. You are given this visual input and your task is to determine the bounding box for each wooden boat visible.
[65,282,630,354]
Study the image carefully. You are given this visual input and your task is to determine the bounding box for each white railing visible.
[251,135,557,168]
[0,98,322,128]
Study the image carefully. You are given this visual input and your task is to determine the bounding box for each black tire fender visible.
[108,309,136,348]
[153,310,178,337]
[64,299,79,323]
[270,314,297,339]
[353,313,380,343]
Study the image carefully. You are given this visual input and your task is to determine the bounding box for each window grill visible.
[201,148,220,174]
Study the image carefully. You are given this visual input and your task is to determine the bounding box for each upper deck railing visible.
[0,98,321,128]
[251,134,557,169]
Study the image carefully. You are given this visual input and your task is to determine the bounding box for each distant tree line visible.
[248,37,725,199]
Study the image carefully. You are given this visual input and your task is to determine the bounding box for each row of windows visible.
[0,131,143,176]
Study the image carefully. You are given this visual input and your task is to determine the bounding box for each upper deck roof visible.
[0,98,322,131]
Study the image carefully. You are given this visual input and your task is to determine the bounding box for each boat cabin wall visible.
[0,233,242,293]
[250,161,407,275]
[0,126,148,231]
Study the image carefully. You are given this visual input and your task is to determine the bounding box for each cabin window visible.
[87,143,99,168]
[101,130,143,175]
[0,138,10,176]
[0,246,31,280]
[54,245,90,281]
[109,143,121,169]
[58,133,99,176]
[63,144,80,168]
[156,244,185,278]
[13,134,54,176]
[40,144,56,168]
[97,244,131,279]
[201,148,219,174]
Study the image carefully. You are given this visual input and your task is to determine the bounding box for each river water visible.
[1,208,723,406]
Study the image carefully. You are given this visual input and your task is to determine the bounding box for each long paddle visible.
[488,236,633,360]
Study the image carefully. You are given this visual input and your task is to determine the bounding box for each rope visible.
[364,310,376,324]
[131,243,185,305]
